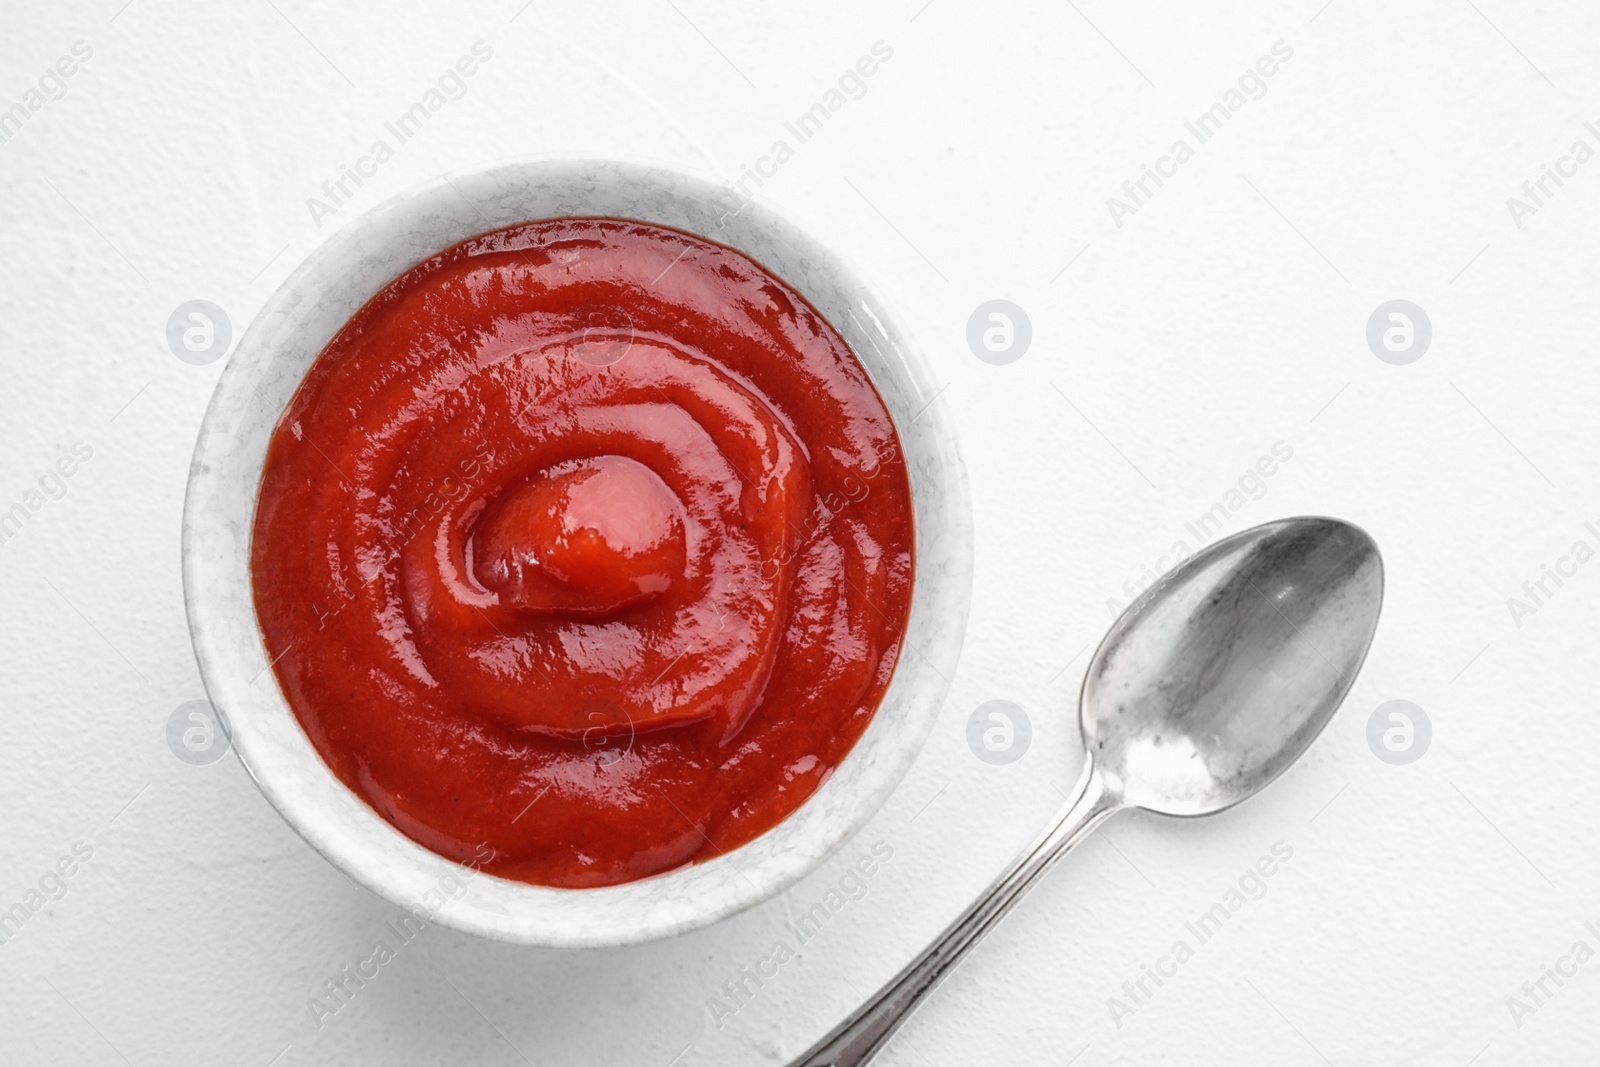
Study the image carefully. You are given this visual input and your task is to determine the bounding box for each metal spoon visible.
[792,516,1384,1066]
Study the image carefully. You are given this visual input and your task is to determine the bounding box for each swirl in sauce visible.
[251,218,913,887]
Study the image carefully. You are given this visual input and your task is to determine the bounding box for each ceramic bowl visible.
[182,157,972,947]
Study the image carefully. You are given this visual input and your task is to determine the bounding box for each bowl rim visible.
[181,154,972,946]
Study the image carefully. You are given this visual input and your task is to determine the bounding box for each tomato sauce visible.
[250,218,914,887]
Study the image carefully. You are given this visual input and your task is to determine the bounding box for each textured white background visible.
[3,1,1598,1064]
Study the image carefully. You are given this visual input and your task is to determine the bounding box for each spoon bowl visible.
[1084,517,1384,817]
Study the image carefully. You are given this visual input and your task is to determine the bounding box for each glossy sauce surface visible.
[251,218,914,887]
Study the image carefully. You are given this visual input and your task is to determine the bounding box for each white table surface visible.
[4,1,1598,1063]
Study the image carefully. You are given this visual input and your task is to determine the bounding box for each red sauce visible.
[251,218,914,887]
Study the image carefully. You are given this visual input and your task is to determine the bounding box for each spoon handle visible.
[790,764,1117,1067]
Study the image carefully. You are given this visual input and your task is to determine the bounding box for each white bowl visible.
[182,158,972,947]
